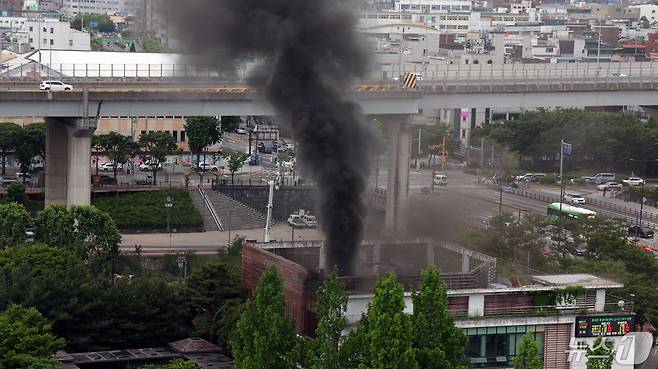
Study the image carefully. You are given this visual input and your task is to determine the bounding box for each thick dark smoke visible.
[166,0,372,275]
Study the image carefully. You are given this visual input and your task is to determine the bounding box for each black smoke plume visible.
[166,0,372,275]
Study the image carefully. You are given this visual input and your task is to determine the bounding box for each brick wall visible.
[242,245,319,336]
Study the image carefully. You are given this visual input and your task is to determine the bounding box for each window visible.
[172,131,178,141]
[42,38,47,45]
[69,40,73,46]
[50,28,54,33]
[29,26,33,31]
[180,131,186,142]
[50,39,54,46]
[42,27,46,32]
[140,130,146,136]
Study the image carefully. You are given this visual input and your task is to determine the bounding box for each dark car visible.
[628,226,654,239]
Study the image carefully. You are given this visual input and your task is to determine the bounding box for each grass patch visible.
[93,189,203,233]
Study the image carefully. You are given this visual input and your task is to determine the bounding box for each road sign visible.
[563,142,572,155]
[403,73,417,89]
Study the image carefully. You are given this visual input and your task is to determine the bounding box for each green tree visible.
[70,14,115,33]
[210,299,243,355]
[13,125,45,183]
[95,132,137,180]
[231,266,299,369]
[138,131,178,185]
[221,116,242,133]
[5,182,26,205]
[186,262,242,338]
[0,202,31,249]
[227,152,246,184]
[411,266,467,369]
[513,333,543,369]
[0,122,20,176]
[358,273,418,369]
[308,272,348,369]
[421,120,458,159]
[586,337,615,369]
[184,116,222,168]
[142,37,165,53]
[36,205,121,276]
[0,304,64,369]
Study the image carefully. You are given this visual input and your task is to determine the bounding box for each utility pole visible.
[416,127,422,170]
[263,168,281,243]
[480,137,484,168]
[559,139,572,215]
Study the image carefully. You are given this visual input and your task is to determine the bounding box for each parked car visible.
[30,158,44,172]
[515,173,546,182]
[139,161,162,171]
[302,214,317,228]
[628,225,654,238]
[235,128,247,135]
[564,192,586,204]
[195,162,220,172]
[597,181,623,191]
[39,80,73,91]
[433,174,448,186]
[591,173,615,184]
[287,214,306,228]
[134,175,153,185]
[622,177,644,186]
[93,175,117,186]
[99,162,123,172]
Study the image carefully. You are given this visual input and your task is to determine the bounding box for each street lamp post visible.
[559,140,572,215]
[165,195,173,251]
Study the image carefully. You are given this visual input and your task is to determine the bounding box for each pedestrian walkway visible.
[204,191,271,230]
[121,223,322,250]
[188,189,221,232]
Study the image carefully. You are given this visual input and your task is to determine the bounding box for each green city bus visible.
[547,202,597,220]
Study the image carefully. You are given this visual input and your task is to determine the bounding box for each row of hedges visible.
[93,189,203,232]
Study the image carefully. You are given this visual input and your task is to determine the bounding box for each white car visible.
[195,162,220,172]
[597,182,623,191]
[564,193,586,204]
[622,177,644,186]
[235,128,247,135]
[287,214,306,228]
[39,80,73,91]
[302,214,317,228]
[99,162,123,172]
[139,161,162,171]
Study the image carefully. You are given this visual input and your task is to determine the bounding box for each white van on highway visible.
[591,173,615,184]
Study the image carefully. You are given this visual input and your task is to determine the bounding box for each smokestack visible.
[166,0,372,276]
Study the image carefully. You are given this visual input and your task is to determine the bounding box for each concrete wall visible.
[216,185,319,221]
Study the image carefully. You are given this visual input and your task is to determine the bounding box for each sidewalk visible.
[121,223,323,249]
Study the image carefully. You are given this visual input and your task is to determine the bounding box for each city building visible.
[18,18,91,51]
[242,239,635,369]
[0,0,23,12]
[60,0,144,18]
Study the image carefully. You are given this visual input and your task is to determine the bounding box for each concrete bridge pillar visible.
[384,118,411,232]
[45,117,97,207]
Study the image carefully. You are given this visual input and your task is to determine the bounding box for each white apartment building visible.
[359,11,470,34]
[60,0,144,17]
[395,0,471,13]
[632,4,658,23]
[21,18,90,50]
[0,15,26,31]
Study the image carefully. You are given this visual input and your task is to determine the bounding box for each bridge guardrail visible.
[4,61,658,84]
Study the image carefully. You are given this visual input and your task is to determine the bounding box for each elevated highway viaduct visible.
[5,70,658,232]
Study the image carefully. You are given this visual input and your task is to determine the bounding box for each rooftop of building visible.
[55,338,234,369]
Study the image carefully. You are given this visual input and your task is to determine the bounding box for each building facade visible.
[21,18,90,51]
[242,240,636,369]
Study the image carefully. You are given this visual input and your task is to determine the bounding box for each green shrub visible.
[538,174,557,185]
[93,189,203,232]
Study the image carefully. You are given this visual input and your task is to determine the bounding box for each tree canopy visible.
[70,14,116,33]
[474,109,658,173]
[231,266,299,369]
[0,122,21,176]
[0,202,31,249]
[138,131,178,185]
[95,132,137,179]
[513,333,543,369]
[184,116,222,166]
[0,304,64,369]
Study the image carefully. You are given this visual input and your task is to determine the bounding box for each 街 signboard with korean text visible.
[575,316,634,338]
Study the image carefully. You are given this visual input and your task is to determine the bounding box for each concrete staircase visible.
[188,189,221,232]
[204,190,271,230]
